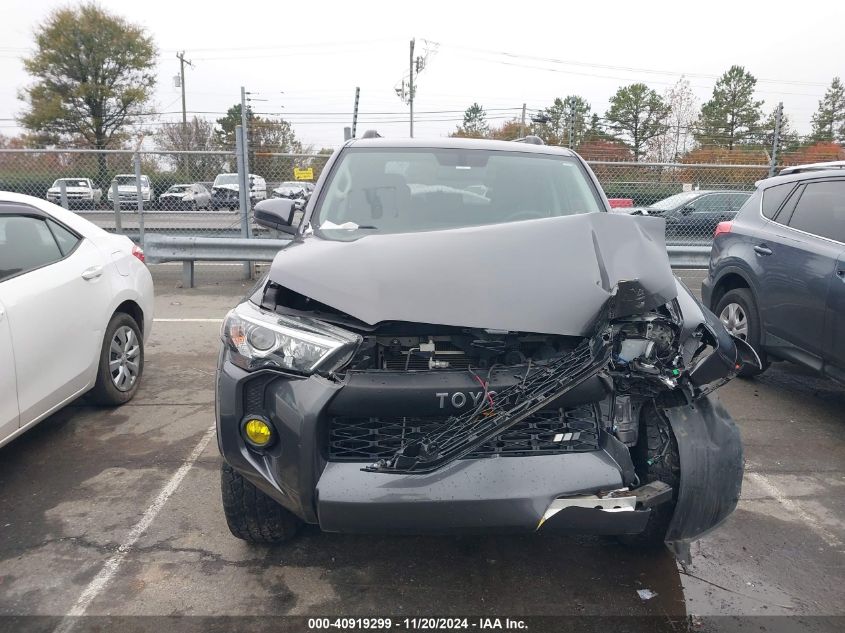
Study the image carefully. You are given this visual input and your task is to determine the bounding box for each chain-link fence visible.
[593,160,768,244]
[0,147,767,246]
[0,147,329,242]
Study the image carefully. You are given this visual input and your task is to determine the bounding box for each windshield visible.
[167,185,190,193]
[313,148,603,238]
[214,174,239,186]
[648,191,702,211]
[114,176,149,186]
[53,179,88,188]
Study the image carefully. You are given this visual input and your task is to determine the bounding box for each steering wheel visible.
[505,210,546,222]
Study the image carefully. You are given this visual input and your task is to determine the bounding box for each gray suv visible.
[702,167,845,382]
[216,137,757,561]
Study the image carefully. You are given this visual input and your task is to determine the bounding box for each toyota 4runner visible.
[216,137,757,561]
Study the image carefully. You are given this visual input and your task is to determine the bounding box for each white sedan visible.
[0,192,154,448]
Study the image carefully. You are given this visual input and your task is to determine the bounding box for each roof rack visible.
[779,160,845,175]
[513,135,545,145]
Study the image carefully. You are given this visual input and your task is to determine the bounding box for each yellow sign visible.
[294,167,314,181]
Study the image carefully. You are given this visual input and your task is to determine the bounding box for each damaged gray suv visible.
[216,137,757,560]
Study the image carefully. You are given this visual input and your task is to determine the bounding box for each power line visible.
[432,40,832,88]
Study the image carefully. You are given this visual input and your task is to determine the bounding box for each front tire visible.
[221,463,301,543]
[619,405,680,548]
[89,312,144,406]
[715,288,768,377]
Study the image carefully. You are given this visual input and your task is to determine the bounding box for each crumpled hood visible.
[267,213,678,336]
[611,206,650,216]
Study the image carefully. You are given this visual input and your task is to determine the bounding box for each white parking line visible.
[746,471,842,549]
[154,318,223,323]
[53,424,217,633]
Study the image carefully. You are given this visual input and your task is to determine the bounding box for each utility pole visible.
[520,103,526,138]
[768,101,783,178]
[239,86,253,278]
[240,86,251,181]
[176,52,193,127]
[567,97,577,148]
[409,38,415,138]
[352,87,360,138]
[176,51,194,128]
[176,52,193,179]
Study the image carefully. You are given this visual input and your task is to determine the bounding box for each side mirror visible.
[254,198,298,234]
[680,205,695,215]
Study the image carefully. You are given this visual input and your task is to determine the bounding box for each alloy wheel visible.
[719,303,749,340]
[109,325,141,391]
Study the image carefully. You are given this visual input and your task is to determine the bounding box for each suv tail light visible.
[132,244,146,264]
[714,221,733,238]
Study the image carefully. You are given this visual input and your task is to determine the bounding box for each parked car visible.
[211,173,267,210]
[703,165,845,383]
[627,190,752,240]
[271,181,311,210]
[0,192,153,449]
[106,174,152,209]
[158,183,211,210]
[45,178,102,209]
[216,136,757,560]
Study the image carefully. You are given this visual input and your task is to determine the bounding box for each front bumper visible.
[216,353,651,535]
[47,195,94,207]
[158,198,193,210]
[317,453,650,535]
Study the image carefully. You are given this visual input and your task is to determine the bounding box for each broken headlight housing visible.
[222,301,361,375]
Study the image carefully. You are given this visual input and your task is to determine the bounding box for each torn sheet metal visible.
[263,213,677,336]
[539,494,637,527]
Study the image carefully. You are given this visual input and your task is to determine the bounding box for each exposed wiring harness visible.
[365,332,612,474]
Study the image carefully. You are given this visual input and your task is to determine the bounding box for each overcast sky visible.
[1,0,843,149]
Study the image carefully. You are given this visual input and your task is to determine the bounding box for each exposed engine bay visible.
[258,278,759,476]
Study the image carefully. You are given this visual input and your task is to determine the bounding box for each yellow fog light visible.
[242,418,274,448]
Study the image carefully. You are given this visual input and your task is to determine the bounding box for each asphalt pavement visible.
[0,267,842,633]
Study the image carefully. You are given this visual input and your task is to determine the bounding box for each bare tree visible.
[155,117,227,181]
[650,77,698,161]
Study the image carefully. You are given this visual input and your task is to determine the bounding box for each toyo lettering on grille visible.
[364,332,612,474]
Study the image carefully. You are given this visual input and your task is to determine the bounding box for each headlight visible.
[222,301,361,375]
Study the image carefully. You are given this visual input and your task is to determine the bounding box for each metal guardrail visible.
[144,234,291,287]
[666,245,712,268]
[144,234,712,289]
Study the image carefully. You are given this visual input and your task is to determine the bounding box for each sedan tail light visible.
[132,244,146,264]
[714,221,733,238]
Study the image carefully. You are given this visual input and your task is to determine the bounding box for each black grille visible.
[243,375,274,414]
[327,404,600,462]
